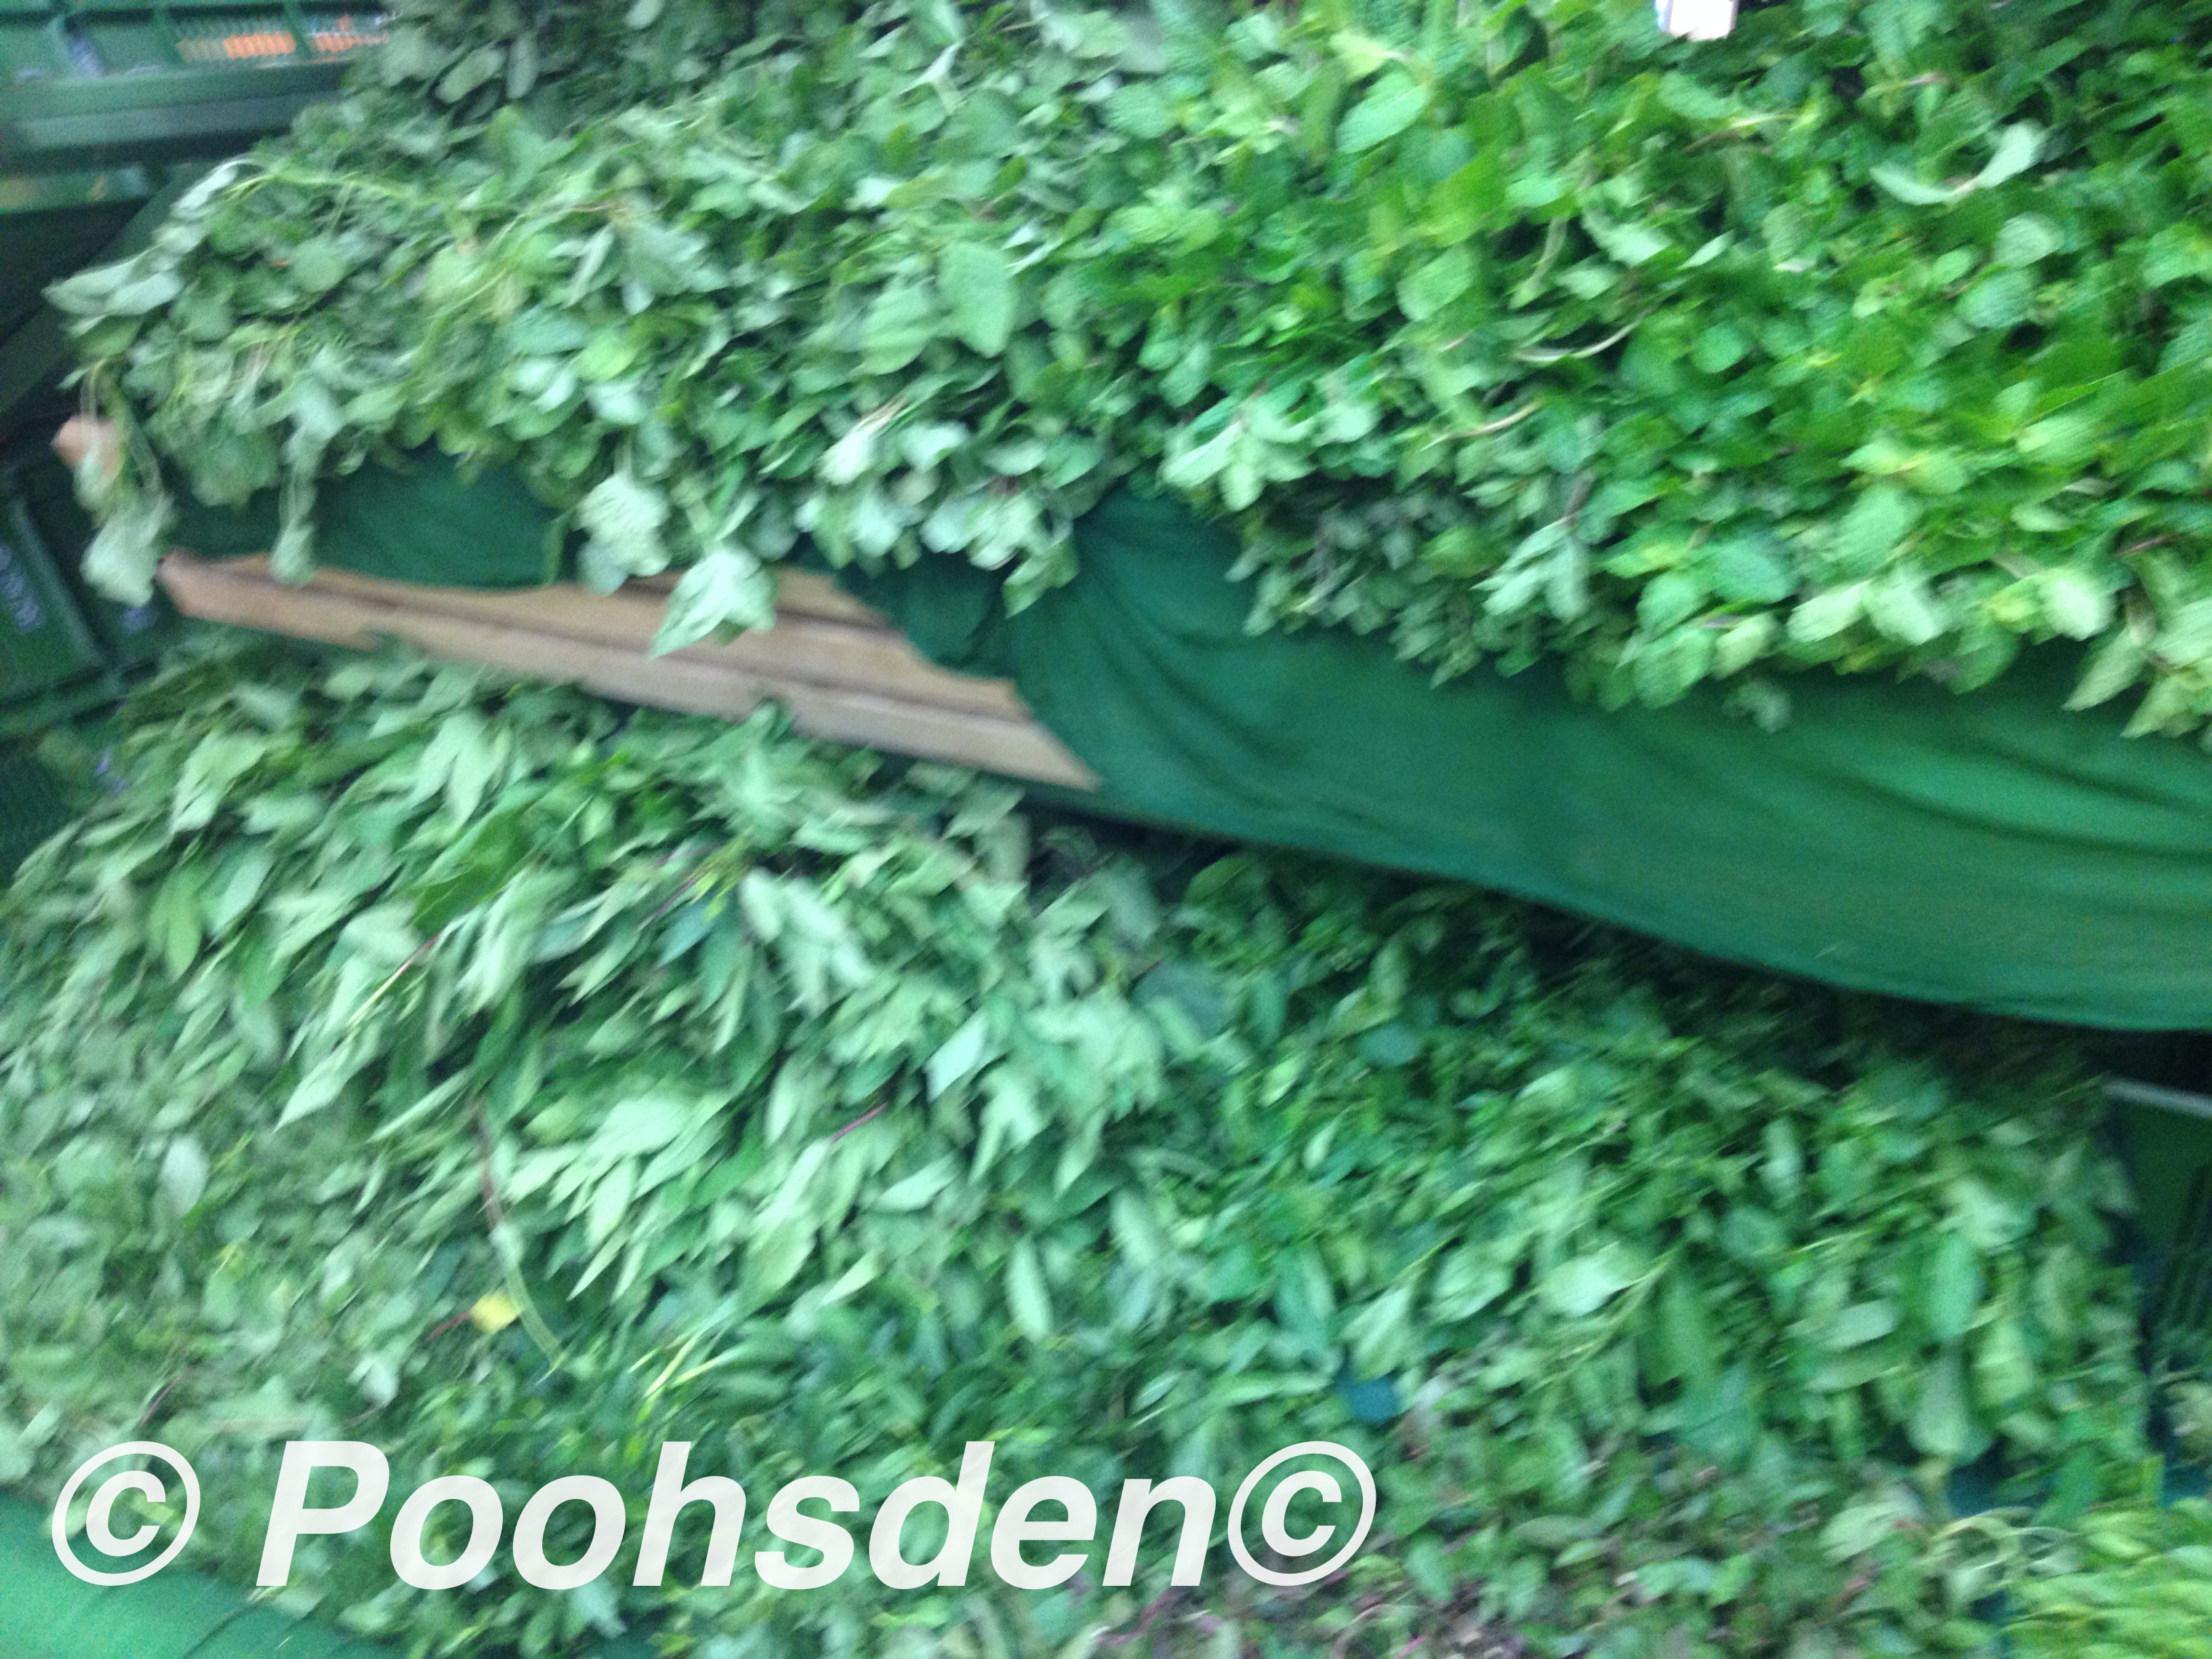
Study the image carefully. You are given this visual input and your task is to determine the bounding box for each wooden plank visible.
[296,566,1030,721]
[207,561,1025,719]
[159,556,1098,790]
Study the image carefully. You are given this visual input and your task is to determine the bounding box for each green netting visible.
[192,462,2212,1030]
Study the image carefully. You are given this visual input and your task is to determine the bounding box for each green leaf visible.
[587,1159,637,1249]
[1820,1492,1925,1560]
[577,469,670,586]
[2017,412,2102,468]
[1336,72,1429,152]
[1658,73,1733,122]
[876,1160,957,1213]
[280,1046,361,1126]
[940,243,1019,357]
[927,1012,998,1099]
[1652,1271,1719,1387]
[82,490,172,608]
[1640,569,1707,632]
[338,903,423,969]
[1713,614,1778,676]
[821,419,882,487]
[1870,164,1964,207]
[1709,536,1793,604]
[1397,247,1475,323]
[1429,1246,1511,1320]
[1908,1349,1984,1460]
[1276,1246,1338,1355]
[1835,486,1921,575]
[2067,630,2146,709]
[172,731,268,834]
[0,1422,30,1484]
[46,250,184,317]
[2143,224,2212,288]
[1957,268,2034,331]
[289,237,353,295]
[209,848,274,934]
[1992,215,2063,268]
[1972,1317,2037,1410]
[1865,569,1946,647]
[1821,1301,1900,1350]
[1787,583,1866,645]
[2039,568,2114,640]
[1582,211,1669,268]
[1921,1233,1985,1343]
[862,283,939,375]
[653,546,775,653]
[1006,1239,1053,1341]
[1540,1250,1637,1319]
[159,1135,210,1218]
[1975,123,2045,189]
[1692,325,1750,375]
[593,1094,695,1158]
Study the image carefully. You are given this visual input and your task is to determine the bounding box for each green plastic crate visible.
[5,438,171,666]
[0,5,384,435]
[0,167,171,445]
[2109,1078,2212,1358]
[0,440,173,737]
[0,733,72,878]
[0,475,102,702]
[20,3,390,75]
[1,3,387,89]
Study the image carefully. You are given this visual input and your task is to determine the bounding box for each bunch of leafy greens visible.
[51,0,2212,730]
[0,636,2175,1657]
[2005,1495,2212,1658]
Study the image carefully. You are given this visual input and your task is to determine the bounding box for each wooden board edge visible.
[160,554,1099,791]
[176,558,1026,718]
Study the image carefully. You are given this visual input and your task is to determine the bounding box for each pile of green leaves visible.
[54,0,2212,729]
[0,638,2179,1656]
[2006,1496,2212,1658]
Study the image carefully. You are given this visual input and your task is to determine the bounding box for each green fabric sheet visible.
[853,488,2212,1031]
[0,1494,661,1657]
[171,452,558,589]
[212,463,2212,1030]
[0,1495,384,1659]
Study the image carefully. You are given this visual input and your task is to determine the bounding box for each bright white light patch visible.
[1657,0,1737,39]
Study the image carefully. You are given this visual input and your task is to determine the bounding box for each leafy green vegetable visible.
[0,636,2173,1656]
[51,0,2212,732]
[2008,1496,2212,1659]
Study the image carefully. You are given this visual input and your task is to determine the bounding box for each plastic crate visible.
[0,733,72,878]
[0,476,102,705]
[2,3,386,81]
[2110,1084,2212,1353]
[0,441,173,737]
[1,5,384,434]
[0,5,388,175]
[5,438,170,666]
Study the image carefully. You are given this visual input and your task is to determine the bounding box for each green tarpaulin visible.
[0,1493,663,1658]
[0,1495,382,1659]
[172,455,2212,1031]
